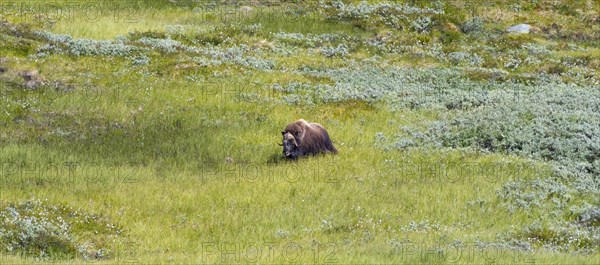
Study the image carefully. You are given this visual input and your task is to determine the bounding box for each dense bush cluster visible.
[0,199,124,260]
[32,30,274,70]
[273,32,357,58]
[34,31,136,57]
[320,0,443,31]
[283,66,511,106]
[410,16,433,33]
[131,54,151,66]
[461,17,484,34]
[283,66,599,187]
[132,34,276,69]
[137,37,183,53]
[505,221,599,254]
[321,44,349,57]
[403,84,600,202]
[272,65,599,252]
[198,45,275,70]
[320,1,443,22]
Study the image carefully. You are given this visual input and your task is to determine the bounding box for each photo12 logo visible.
[392,240,537,264]
[200,241,338,264]
[0,1,139,24]
[181,2,317,24]
[0,160,140,188]
[377,159,544,185]
[191,81,282,108]
[198,158,341,184]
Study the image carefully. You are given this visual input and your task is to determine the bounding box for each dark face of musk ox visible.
[281,132,299,159]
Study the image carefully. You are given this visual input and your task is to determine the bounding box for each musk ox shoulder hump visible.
[296,119,309,125]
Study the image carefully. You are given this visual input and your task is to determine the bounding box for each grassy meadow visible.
[0,0,599,264]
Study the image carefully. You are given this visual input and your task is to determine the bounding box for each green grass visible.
[0,1,599,263]
[0,143,558,263]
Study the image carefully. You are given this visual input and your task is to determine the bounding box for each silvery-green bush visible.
[131,55,151,66]
[521,42,550,55]
[0,199,124,260]
[34,31,136,56]
[462,17,484,34]
[137,37,182,53]
[274,65,599,252]
[447,51,484,66]
[503,221,599,253]
[321,0,443,19]
[321,44,349,57]
[320,0,443,30]
[411,16,433,33]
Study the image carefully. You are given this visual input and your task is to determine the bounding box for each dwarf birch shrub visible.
[447,51,484,66]
[369,67,599,252]
[34,31,136,56]
[200,45,275,70]
[321,44,349,57]
[137,37,182,53]
[131,55,151,66]
[0,199,124,260]
[276,65,599,252]
[411,16,433,33]
[319,0,443,30]
[505,221,599,254]
[294,66,520,109]
[462,17,484,34]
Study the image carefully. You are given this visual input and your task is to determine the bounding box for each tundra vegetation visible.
[0,0,599,263]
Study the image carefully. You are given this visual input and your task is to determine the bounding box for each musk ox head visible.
[280,131,299,158]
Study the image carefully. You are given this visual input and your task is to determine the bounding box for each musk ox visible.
[279,119,338,159]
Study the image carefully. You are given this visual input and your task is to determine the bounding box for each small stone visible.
[507,24,531,34]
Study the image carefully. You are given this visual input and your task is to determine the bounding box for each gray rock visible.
[507,24,531,34]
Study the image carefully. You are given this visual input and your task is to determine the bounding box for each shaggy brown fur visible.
[280,119,337,159]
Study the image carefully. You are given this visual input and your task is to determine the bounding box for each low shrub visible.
[321,44,349,57]
[461,17,484,34]
[319,0,443,31]
[0,199,125,260]
[34,31,136,57]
